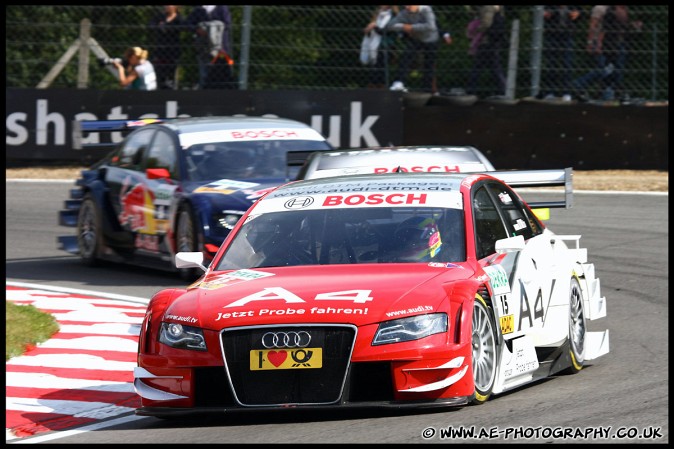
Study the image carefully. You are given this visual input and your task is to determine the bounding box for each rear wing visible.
[286,150,315,167]
[489,167,573,209]
[72,118,165,149]
[284,152,572,209]
[286,150,318,179]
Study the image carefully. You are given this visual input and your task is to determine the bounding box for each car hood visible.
[164,263,474,329]
[184,178,285,209]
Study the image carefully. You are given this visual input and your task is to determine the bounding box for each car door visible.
[105,127,157,253]
[135,129,181,259]
[475,181,561,346]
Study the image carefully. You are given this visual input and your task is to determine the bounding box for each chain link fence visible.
[6,5,669,102]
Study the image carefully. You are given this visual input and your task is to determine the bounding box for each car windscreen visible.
[184,140,332,181]
[216,206,466,269]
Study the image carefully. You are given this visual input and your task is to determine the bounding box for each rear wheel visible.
[175,204,201,281]
[470,295,498,405]
[77,194,103,266]
[565,276,587,374]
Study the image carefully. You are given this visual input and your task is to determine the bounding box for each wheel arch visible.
[447,280,501,351]
[171,198,202,252]
[179,195,213,240]
[83,180,120,233]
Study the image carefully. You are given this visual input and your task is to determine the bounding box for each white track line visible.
[6,372,135,392]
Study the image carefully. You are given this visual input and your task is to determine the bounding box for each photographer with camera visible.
[106,46,157,91]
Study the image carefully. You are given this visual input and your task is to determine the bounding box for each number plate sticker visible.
[500,315,515,334]
[250,348,323,370]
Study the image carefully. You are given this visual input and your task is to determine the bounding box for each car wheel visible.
[176,204,201,281]
[470,294,498,405]
[565,276,587,374]
[77,194,103,266]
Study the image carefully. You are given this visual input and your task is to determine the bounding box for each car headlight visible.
[159,322,207,351]
[214,210,244,230]
[372,313,448,346]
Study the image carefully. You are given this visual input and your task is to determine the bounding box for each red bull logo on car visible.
[118,178,172,235]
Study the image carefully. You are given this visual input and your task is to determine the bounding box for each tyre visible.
[76,194,103,267]
[470,294,498,405]
[175,204,201,281]
[564,276,587,374]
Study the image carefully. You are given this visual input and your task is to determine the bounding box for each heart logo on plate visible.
[267,350,287,367]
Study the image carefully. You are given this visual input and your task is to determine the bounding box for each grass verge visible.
[6,301,60,361]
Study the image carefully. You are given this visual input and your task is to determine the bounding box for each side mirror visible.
[175,252,207,272]
[495,235,525,254]
[147,167,171,179]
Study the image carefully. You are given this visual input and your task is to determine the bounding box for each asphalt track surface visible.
[5,180,669,444]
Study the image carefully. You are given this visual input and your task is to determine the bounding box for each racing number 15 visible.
[499,295,509,314]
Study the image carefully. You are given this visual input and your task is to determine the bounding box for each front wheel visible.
[470,295,498,405]
[564,276,587,374]
[77,194,103,267]
[175,204,201,282]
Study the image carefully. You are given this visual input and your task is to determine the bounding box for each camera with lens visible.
[98,57,125,67]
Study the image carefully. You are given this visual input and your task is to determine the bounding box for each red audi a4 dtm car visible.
[134,169,609,417]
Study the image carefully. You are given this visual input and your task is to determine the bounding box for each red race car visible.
[134,169,609,417]
[296,145,496,180]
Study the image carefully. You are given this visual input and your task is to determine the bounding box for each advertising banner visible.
[6,88,404,164]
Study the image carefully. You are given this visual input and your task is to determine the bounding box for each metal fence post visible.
[651,23,658,101]
[529,6,544,98]
[77,19,91,89]
[505,19,520,100]
[238,5,252,90]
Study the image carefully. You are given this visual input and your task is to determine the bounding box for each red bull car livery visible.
[57,116,333,279]
[133,169,609,417]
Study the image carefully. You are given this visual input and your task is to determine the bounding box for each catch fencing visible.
[5,5,669,101]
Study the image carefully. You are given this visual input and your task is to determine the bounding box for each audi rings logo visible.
[261,331,312,348]
[284,197,314,209]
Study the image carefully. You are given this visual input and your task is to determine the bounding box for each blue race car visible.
[57,116,334,279]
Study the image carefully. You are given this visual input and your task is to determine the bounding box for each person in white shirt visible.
[113,46,158,91]
[383,5,440,93]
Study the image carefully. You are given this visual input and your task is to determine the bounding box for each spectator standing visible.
[384,5,439,93]
[466,7,485,59]
[466,5,507,98]
[539,5,581,102]
[362,5,398,89]
[113,46,157,91]
[149,5,186,90]
[432,16,453,95]
[572,6,642,102]
[571,5,609,101]
[603,5,642,102]
[187,5,235,89]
